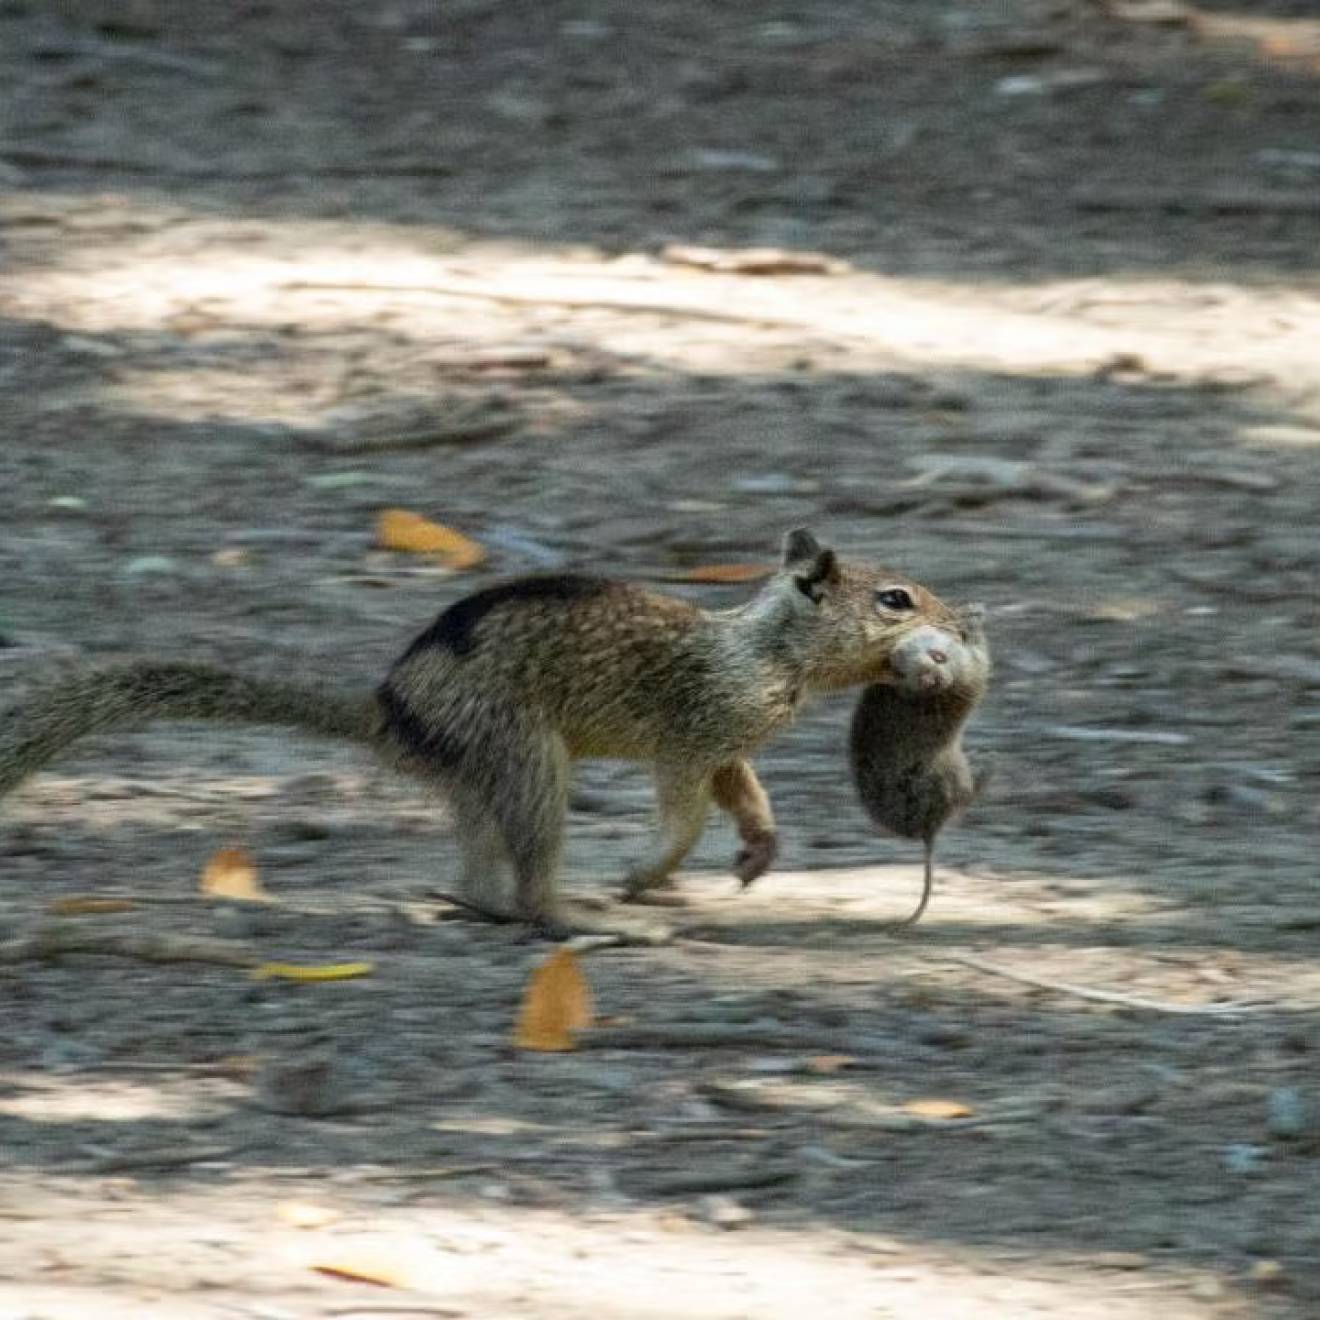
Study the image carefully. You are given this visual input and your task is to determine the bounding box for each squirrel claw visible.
[733,830,778,888]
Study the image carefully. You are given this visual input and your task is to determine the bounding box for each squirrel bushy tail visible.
[0,661,378,798]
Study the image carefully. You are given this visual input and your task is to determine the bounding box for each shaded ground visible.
[2,1,1320,1315]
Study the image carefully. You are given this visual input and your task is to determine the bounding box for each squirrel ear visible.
[782,529,839,602]
[781,527,821,568]
[795,551,840,602]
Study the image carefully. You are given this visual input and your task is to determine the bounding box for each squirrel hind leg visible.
[476,729,571,926]
[622,762,713,902]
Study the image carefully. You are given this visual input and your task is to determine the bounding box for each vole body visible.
[849,604,991,926]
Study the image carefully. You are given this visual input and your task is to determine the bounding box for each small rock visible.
[123,555,180,577]
[275,816,336,842]
[254,1049,356,1117]
[699,1195,753,1230]
[211,904,269,941]
[1266,1087,1310,1140]
[1249,1259,1288,1289]
[996,69,1108,96]
[1222,1143,1266,1176]
[38,1038,104,1072]
[691,148,779,173]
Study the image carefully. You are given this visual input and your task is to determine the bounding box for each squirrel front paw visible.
[733,829,778,888]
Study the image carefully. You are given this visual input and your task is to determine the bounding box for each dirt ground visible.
[2,1,1320,1316]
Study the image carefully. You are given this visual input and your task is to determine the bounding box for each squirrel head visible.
[773,528,973,695]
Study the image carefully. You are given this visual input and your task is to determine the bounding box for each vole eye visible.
[875,587,914,612]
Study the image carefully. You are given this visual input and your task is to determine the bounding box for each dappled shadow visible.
[3,0,1320,1312]
[2,0,1320,287]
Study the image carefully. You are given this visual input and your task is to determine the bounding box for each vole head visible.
[886,602,990,700]
[772,528,969,694]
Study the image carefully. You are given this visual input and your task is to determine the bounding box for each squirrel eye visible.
[875,587,915,612]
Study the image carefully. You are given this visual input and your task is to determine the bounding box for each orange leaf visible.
[376,509,486,569]
[902,1098,974,1119]
[201,847,271,902]
[681,564,771,584]
[48,896,136,916]
[513,947,594,1051]
[805,1054,858,1075]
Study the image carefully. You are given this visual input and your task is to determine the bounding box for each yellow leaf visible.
[376,509,486,569]
[903,1098,975,1119]
[277,1200,342,1230]
[201,847,270,902]
[48,896,136,916]
[251,962,374,983]
[513,947,594,1051]
[681,563,772,584]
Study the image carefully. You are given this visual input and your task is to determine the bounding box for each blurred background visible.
[1,2,1319,1316]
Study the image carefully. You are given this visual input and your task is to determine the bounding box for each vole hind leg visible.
[621,761,713,903]
[711,759,778,888]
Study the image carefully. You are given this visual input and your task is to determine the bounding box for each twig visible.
[942,953,1256,1016]
[699,1079,1045,1132]
[0,924,257,968]
[623,1162,798,1196]
[575,1023,890,1053]
[70,1145,232,1174]
[321,1306,466,1318]
[279,281,804,329]
[307,415,520,454]
[428,891,519,925]
[1,150,453,179]
[1044,724,1192,746]
[1073,187,1320,216]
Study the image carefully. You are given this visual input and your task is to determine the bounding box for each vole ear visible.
[781,528,840,603]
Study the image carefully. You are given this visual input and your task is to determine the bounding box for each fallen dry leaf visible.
[201,847,271,902]
[48,896,136,916]
[376,509,486,569]
[902,1098,975,1119]
[805,1054,858,1075]
[513,947,594,1051]
[679,563,773,584]
[252,962,374,983]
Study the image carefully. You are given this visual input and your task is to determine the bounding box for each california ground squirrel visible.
[849,603,991,927]
[1,529,970,943]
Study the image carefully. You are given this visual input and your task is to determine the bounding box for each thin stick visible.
[0,925,257,968]
[278,281,804,329]
[3,150,453,179]
[1073,187,1320,216]
[429,891,519,925]
[942,953,1257,1016]
[575,1023,890,1053]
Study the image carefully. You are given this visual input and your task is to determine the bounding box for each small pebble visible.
[1222,1143,1266,1176]
[700,1195,753,1230]
[254,1049,356,1117]
[1266,1087,1309,1140]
